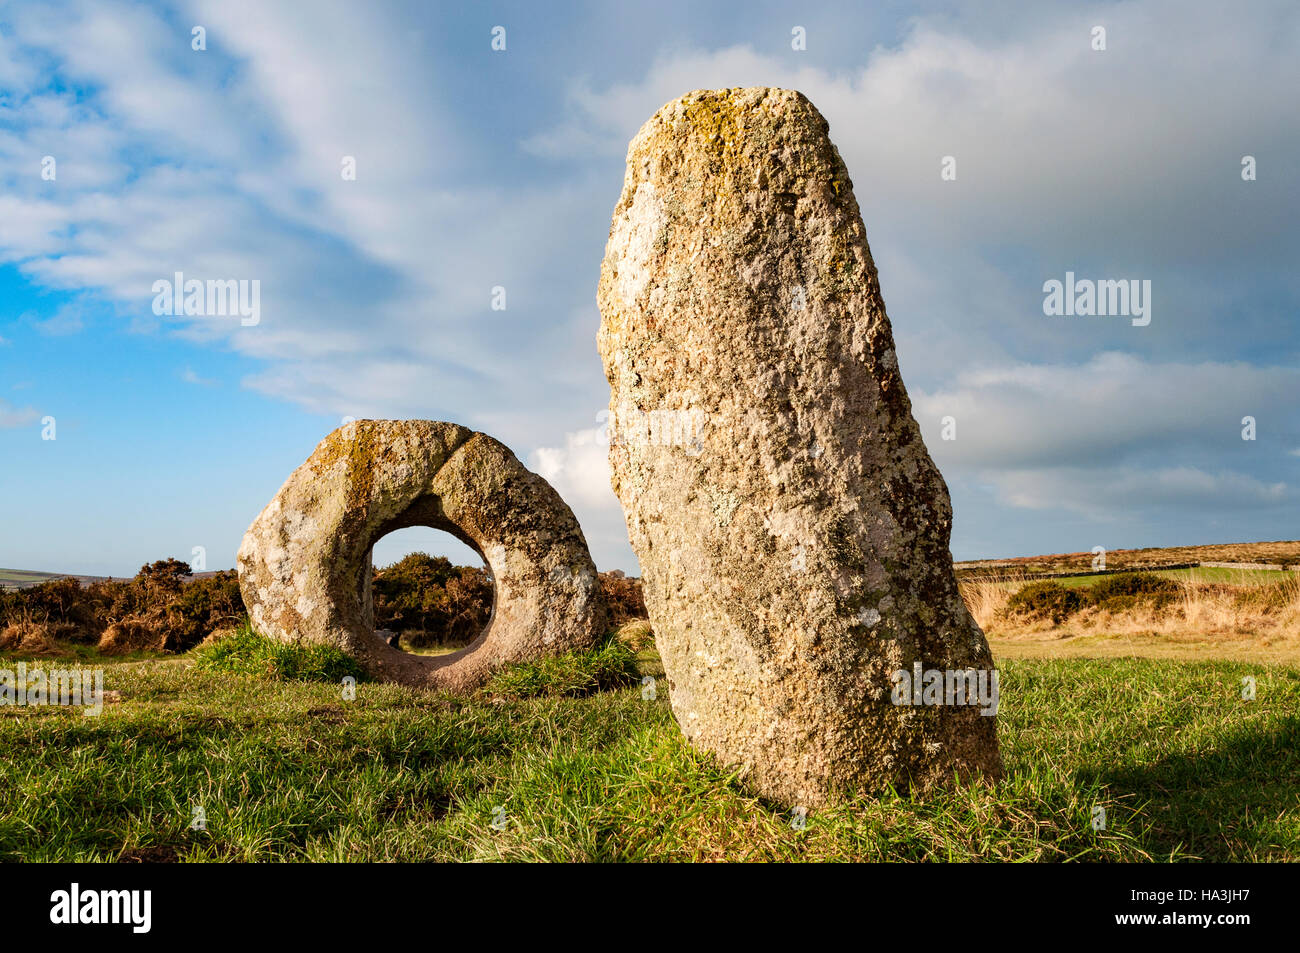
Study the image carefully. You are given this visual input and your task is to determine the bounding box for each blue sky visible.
[1,0,1297,577]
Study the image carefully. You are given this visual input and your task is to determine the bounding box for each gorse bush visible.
[599,570,647,625]
[1087,572,1180,600]
[2,553,654,658]
[1005,572,1182,624]
[0,560,243,654]
[191,624,367,683]
[371,554,651,648]
[1005,581,1085,624]
[371,553,493,647]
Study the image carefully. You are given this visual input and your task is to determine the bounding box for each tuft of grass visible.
[191,623,367,684]
[485,635,640,699]
[613,618,655,651]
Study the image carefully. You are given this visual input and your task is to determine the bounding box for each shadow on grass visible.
[1087,717,1300,861]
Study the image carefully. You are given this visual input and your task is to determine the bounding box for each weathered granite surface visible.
[597,87,1002,805]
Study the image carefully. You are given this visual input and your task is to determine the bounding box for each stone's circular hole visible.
[366,527,494,658]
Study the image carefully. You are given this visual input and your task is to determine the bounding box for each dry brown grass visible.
[614,618,655,651]
[959,573,1019,631]
[960,571,1300,664]
[0,618,60,657]
[97,617,166,655]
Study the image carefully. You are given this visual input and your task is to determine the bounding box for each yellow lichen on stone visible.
[680,92,743,164]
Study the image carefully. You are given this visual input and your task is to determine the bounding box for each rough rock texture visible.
[597,87,1002,806]
[238,420,607,691]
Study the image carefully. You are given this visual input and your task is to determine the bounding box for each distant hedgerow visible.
[0,559,242,654]
[1005,572,1181,624]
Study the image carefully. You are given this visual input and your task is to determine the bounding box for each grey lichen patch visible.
[706,486,740,527]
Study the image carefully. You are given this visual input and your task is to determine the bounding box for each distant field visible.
[964,563,1300,667]
[0,569,65,590]
[979,566,1299,590]
[957,540,1300,575]
[0,568,198,590]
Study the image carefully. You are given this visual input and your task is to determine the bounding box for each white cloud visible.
[529,427,618,512]
[913,352,1300,470]
[912,352,1298,518]
[29,300,86,337]
[0,399,39,429]
[180,366,216,386]
[1,0,1297,569]
[0,0,617,457]
[533,7,1300,264]
[529,427,636,571]
[991,465,1289,517]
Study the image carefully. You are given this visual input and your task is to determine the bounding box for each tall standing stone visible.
[597,88,1001,806]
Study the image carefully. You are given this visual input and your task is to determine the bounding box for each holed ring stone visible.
[237,419,608,691]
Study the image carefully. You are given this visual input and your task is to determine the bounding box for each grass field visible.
[963,567,1300,667]
[0,568,113,591]
[5,544,1297,862]
[980,567,1297,589]
[955,540,1300,575]
[1,642,1296,862]
[0,569,61,590]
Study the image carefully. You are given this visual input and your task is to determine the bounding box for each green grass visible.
[191,624,368,684]
[0,568,61,589]
[0,645,1296,861]
[485,636,640,698]
[1047,567,1296,589]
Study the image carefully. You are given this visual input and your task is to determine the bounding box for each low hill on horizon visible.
[7,539,1298,590]
[0,567,227,591]
[955,539,1300,574]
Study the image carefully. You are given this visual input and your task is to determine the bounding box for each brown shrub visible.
[0,561,244,656]
[8,577,103,642]
[372,554,493,648]
[0,619,59,657]
[98,617,166,655]
[599,570,646,625]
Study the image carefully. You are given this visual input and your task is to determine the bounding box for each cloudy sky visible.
[1,0,1296,577]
